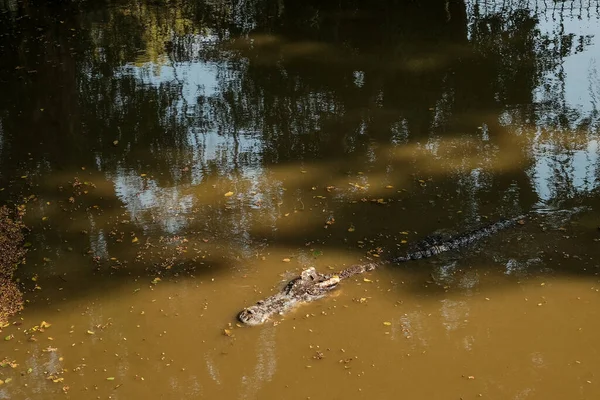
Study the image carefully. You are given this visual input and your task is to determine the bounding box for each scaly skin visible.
[393,215,526,262]
[238,215,526,326]
[238,263,378,325]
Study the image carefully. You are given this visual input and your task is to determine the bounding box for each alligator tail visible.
[392,214,527,263]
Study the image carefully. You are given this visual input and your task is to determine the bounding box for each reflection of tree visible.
[0,0,599,290]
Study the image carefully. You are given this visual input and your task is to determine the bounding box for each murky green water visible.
[1,0,600,398]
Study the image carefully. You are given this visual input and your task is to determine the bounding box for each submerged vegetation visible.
[0,206,26,324]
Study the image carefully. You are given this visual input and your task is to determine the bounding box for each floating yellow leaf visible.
[106,377,115,381]
[400,231,409,235]
[131,237,139,243]
[140,173,147,177]
[348,225,355,232]
[401,240,407,244]
[363,278,372,283]
[383,321,392,326]
[42,216,48,221]
[113,140,119,146]
[40,321,51,329]
[151,277,161,285]
[385,185,393,189]
[282,258,291,262]
[223,329,233,337]
[224,191,234,197]
[86,330,95,335]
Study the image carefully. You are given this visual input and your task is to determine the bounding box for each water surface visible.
[1,0,600,398]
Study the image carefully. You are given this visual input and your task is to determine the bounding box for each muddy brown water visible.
[2,0,600,399]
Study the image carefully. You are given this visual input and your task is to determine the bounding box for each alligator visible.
[238,214,527,326]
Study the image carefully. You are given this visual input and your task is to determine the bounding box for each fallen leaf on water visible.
[42,216,48,221]
[151,277,161,285]
[140,173,147,177]
[385,185,394,189]
[400,231,409,235]
[106,377,115,381]
[86,330,95,335]
[383,321,392,326]
[4,335,13,341]
[348,225,355,232]
[223,329,233,337]
[224,191,234,197]
[363,278,372,283]
[131,237,139,243]
[400,240,407,244]
[3,378,11,384]
[282,258,291,262]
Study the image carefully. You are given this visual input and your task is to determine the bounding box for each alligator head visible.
[238,263,379,326]
[238,267,341,326]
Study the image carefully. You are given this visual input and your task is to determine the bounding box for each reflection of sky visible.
[532,13,600,201]
[561,18,600,113]
[116,55,266,229]
[467,0,600,201]
[122,58,219,100]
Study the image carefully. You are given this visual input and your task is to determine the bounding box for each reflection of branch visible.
[165,46,192,125]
